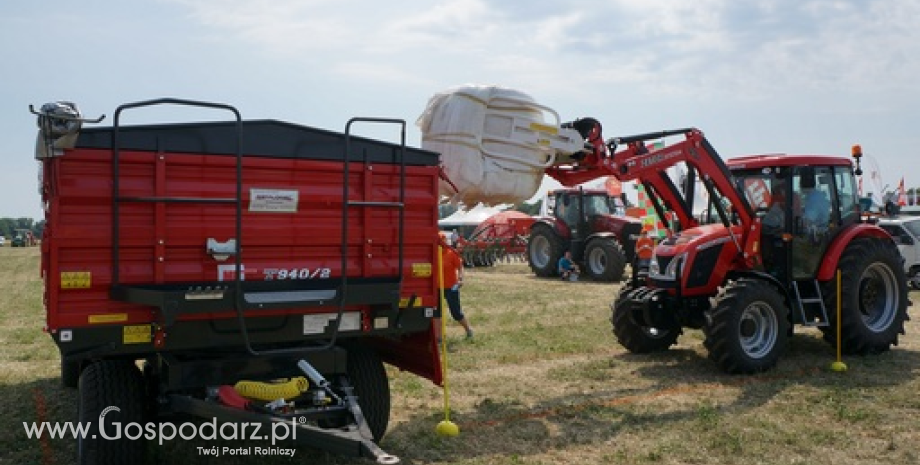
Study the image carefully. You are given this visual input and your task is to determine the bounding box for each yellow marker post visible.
[435,243,459,437]
[830,269,848,372]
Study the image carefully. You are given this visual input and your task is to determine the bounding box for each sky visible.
[2,0,919,220]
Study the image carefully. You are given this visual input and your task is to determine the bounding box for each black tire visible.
[348,345,390,441]
[78,360,147,465]
[584,238,627,282]
[820,238,908,354]
[320,345,391,441]
[704,279,789,374]
[611,285,680,353]
[62,358,81,389]
[527,225,565,278]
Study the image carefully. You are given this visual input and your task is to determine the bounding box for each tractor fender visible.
[816,223,894,281]
[532,218,571,240]
[725,269,793,309]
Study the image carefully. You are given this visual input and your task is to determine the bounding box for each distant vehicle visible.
[11,229,36,247]
[0,236,5,246]
[878,216,920,289]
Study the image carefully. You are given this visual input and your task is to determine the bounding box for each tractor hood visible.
[649,223,741,290]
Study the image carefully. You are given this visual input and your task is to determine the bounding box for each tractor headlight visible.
[662,252,687,281]
[648,256,660,276]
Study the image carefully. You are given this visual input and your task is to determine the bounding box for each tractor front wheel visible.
[821,238,908,354]
[611,286,681,353]
[704,279,789,374]
[527,225,565,278]
[584,238,627,282]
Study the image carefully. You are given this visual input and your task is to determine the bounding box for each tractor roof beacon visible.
[475,117,909,375]
[33,99,444,464]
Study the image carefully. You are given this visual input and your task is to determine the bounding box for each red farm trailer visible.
[33,99,443,464]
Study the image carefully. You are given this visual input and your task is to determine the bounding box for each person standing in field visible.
[636,227,655,271]
[437,232,474,340]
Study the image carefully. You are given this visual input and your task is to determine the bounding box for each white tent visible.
[438,203,508,227]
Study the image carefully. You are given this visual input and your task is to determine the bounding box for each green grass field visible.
[1,248,918,464]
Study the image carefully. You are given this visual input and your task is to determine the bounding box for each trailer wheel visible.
[584,238,627,282]
[321,345,391,441]
[611,286,680,352]
[821,238,908,354]
[527,225,564,277]
[704,279,789,374]
[62,358,81,389]
[77,360,147,465]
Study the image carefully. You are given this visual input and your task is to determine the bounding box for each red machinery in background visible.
[454,210,535,266]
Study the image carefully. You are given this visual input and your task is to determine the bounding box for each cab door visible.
[790,166,852,280]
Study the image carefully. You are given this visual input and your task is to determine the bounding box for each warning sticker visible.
[249,188,299,213]
[123,325,152,344]
[411,263,432,278]
[61,271,91,289]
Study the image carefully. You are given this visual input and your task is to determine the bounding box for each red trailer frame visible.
[35,99,444,462]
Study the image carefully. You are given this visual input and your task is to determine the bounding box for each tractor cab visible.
[549,189,624,237]
[728,157,861,284]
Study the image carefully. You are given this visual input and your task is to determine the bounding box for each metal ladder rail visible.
[111,98,243,307]
[333,118,408,348]
[791,279,830,326]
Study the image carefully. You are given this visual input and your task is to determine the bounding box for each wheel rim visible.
[858,262,898,332]
[587,246,607,274]
[530,235,550,268]
[738,301,778,358]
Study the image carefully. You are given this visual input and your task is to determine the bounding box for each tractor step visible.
[792,280,829,327]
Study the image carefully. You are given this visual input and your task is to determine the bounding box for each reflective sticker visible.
[412,263,432,277]
[399,297,424,307]
[61,271,91,289]
[123,325,152,344]
[88,314,127,324]
[303,312,360,335]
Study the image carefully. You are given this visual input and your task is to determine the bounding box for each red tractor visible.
[527,188,642,282]
[538,122,909,374]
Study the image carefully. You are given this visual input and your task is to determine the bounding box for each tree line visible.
[0,218,45,239]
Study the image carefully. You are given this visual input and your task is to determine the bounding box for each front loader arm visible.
[544,124,759,267]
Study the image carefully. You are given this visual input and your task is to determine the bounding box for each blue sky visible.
[3,0,919,219]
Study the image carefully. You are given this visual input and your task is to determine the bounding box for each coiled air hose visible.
[234,377,309,401]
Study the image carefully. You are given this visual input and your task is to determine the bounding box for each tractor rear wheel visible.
[584,238,627,282]
[611,285,680,352]
[704,279,789,374]
[821,238,908,354]
[77,360,147,465]
[527,225,565,278]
